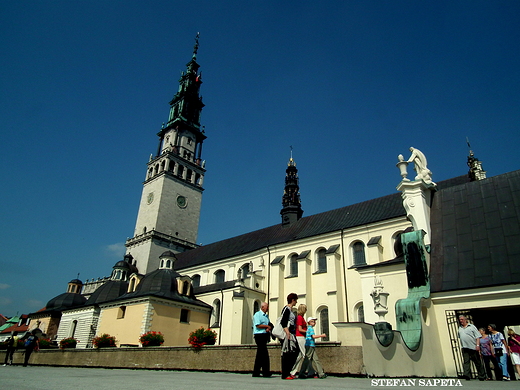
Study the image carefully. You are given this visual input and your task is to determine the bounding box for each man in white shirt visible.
[457,315,486,380]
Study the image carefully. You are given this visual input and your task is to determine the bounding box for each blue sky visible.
[1,1,519,317]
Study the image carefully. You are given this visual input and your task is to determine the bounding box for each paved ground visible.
[1,366,518,390]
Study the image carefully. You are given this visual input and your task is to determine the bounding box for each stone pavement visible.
[0,365,517,390]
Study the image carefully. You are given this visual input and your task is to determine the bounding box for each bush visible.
[59,337,77,349]
[139,331,164,347]
[188,327,217,351]
[92,333,117,348]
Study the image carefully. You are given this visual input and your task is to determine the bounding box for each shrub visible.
[59,337,77,349]
[92,333,117,348]
[139,331,164,347]
[188,327,217,351]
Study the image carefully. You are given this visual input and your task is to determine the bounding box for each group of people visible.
[252,293,327,379]
[458,315,520,381]
[3,330,40,367]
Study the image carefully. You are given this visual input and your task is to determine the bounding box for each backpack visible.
[24,335,35,347]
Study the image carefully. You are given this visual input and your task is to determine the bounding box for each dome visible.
[124,268,181,299]
[113,258,139,275]
[46,292,87,311]
[68,279,83,285]
[160,250,177,259]
[86,280,129,305]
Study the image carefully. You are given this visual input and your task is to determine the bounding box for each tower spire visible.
[466,138,486,181]
[281,149,303,226]
[192,32,200,59]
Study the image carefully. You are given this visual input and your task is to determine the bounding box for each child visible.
[301,316,327,379]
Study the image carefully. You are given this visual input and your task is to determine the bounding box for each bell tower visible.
[126,35,206,274]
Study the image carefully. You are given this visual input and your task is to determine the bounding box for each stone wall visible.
[12,343,363,375]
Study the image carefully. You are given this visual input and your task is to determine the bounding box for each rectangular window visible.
[180,309,190,323]
[117,306,126,319]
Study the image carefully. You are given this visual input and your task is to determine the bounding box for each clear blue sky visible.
[1,1,519,317]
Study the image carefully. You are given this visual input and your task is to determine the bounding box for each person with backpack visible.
[3,331,18,366]
[22,330,39,367]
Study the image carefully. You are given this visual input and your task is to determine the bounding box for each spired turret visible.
[280,155,303,226]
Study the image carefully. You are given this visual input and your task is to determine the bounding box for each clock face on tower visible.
[176,195,187,208]
[147,192,154,204]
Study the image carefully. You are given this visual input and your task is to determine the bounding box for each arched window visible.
[186,169,193,182]
[215,269,225,284]
[166,259,171,269]
[393,231,404,257]
[319,307,329,341]
[211,299,221,327]
[290,254,298,277]
[316,248,327,273]
[357,304,365,323]
[182,281,190,295]
[70,320,78,338]
[352,241,366,266]
[253,300,260,314]
[239,263,249,279]
[192,274,201,288]
[128,278,136,293]
[169,161,175,172]
[177,165,184,178]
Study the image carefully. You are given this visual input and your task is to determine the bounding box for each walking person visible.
[478,327,500,380]
[22,330,39,367]
[252,302,272,377]
[3,331,18,366]
[457,315,486,381]
[300,316,327,379]
[280,293,298,380]
[488,324,510,381]
[289,304,307,378]
[507,328,520,380]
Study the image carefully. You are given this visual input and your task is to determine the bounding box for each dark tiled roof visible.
[177,192,405,270]
[177,175,470,271]
[430,170,520,292]
[44,292,87,312]
[120,269,211,309]
[85,280,129,305]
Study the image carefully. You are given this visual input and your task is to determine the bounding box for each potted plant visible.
[139,331,164,347]
[92,334,117,348]
[59,337,77,349]
[188,327,217,351]
[38,338,52,349]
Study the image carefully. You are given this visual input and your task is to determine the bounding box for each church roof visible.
[430,169,520,292]
[85,280,129,305]
[176,175,470,270]
[44,292,87,312]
